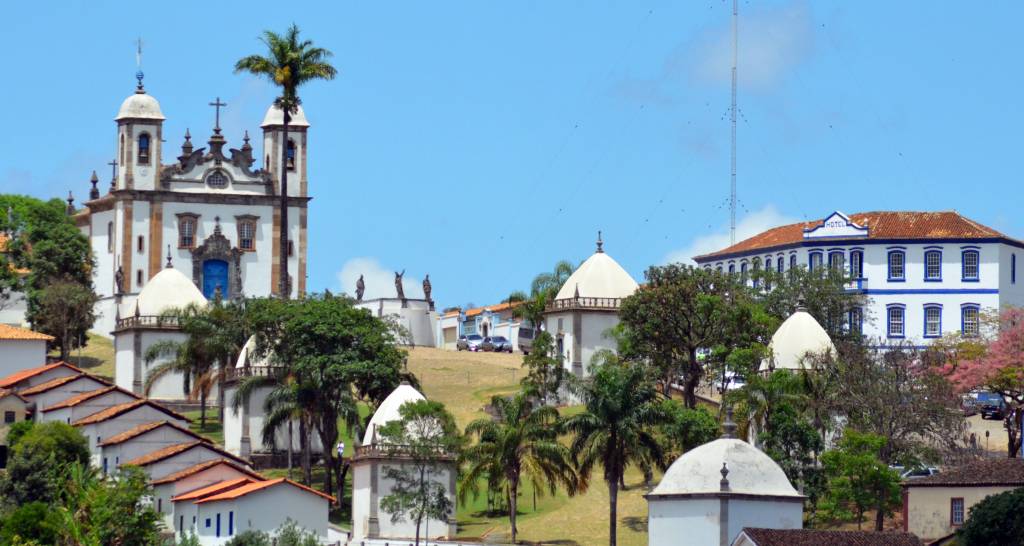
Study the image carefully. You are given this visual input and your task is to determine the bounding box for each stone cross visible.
[209,97,227,134]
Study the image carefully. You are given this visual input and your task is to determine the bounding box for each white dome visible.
[555,251,638,301]
[235,335,273,369]
[362,383,426,445]
[128,267,207,317]
[260,104,310,128]
[650,438,801,498]
[115,91,165,121]
[764,309,836,371]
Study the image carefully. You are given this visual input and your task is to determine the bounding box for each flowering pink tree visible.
[940,307,1024,457]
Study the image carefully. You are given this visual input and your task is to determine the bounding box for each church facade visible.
[74,78,311,336]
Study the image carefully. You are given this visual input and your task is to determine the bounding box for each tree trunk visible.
[608,477,619,546]
[299,417,311,485]
[415,517,422,546]
[287,419,294,480]
[199,392,207,430]
[683,350,702,409]
[509,475,519,543]
[279,110,290,300]
[874,501,885,531]
[337,459,349,509]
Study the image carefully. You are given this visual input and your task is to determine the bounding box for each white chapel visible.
[74,74,311,336]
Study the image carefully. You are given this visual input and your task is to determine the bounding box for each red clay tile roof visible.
[0,324,54,341]
[171,477,256,502]
[98,420,208,447]
[906,458,1024,487]
[0,388,27,403]
[18,373,109,395]
[0,362,83,389]
[457,301,523,318]
[41,386,134,412]
[150,459,263,486]
[194,477,335,504]
[695,211,1012,261]
[71,399,189,426]
[121,440,249,468]
[739,528,924,546]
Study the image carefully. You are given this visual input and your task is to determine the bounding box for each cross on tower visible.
[107,159,118,184]
[209,97,227,134]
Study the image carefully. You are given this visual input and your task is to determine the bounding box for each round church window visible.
[206,170,229,188]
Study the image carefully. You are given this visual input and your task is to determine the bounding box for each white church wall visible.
[89,209,116,299]
[725,498,803,544]
[131,201,151,288]
[140,330,192,401]
[999,243,1024,308]
[648,497,720,546]
[114,332,135,392]
[375,460,452,540]
[351,463,371,539]
[580,313,620,373]
[223,384,318,455]
[128,122,161,191]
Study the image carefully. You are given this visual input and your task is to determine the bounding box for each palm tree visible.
[461,391,581,542]
[563,358,669,546]
[513,260,575,332]
[235,25,336,299]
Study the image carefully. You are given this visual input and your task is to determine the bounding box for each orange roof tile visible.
[72,399,189,426]
[17,373,107,395]
[121,440,249,468]
[171,477,256,502]
[194,477,335,504]
[42,386,133,412]
[0,362,83,389]
[0,324,54,341]
[0,388,27,403]
[151,459,264,486]
[99,420,208,447]
[695,211,1016,261]
[462,300,523,318]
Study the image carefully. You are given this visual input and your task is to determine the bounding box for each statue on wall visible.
[114,265,124,295]
[394,270,406,300]
[355,274,365,302]
[422,274,432,302]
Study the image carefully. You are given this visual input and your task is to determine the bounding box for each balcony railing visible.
[545,297,624,312]
[843,278,868,292]
[223,366,288,382]
[115,315,181,331]
[354,443,458,460]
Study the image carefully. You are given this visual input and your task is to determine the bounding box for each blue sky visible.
[2,1,1022,308]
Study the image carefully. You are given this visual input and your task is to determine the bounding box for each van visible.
[517,327,536,355]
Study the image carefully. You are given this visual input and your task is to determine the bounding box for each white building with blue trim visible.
[694,211,1024,345]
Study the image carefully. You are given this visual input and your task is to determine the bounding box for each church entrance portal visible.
[202,259,229,299]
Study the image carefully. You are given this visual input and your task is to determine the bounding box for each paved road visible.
[966,413,1011,456]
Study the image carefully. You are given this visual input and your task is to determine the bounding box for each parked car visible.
[978,392,1007,420]
[481,336,513,353]
[456,334,484,351]
[960,396,979,417]
[713,371,746,393]
[901,466,940,480]
[517,327,536,355]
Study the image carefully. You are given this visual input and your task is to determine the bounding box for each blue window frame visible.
[924,249,942,281]
[716,265,723,274]
[216,513,221,537]
[1013,254,1017,284]
[809,251,823,272]
[229,511,234,536]
[848,307,864,335]
[962,249,980,281]
[888,249,906,281]
[776,256,784,274]
[740,262,748,283]
[923,304,942,338]
[752,258,761,288]
[728,263,735,274]
[789,254,797,271]
[179,515,183,532]
[961,304,981,337]
[205,518,211,528]
[828,251,845,272]
[887,304,906,338]
[850,249,864,279]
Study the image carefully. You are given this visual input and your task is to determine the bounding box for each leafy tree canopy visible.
[957,487,1024,546]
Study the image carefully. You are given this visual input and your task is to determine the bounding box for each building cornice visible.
[695,237,1024,263]
[84,189,311,210]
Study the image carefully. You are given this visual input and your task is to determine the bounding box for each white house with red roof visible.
[0,324,52,377]
[17,372,112,410]
[37,385,139,425]
[694,211,1024,345]
[72,399,190,463]
[0,361,83,391]
[99,420,209,476]
[150,459,263,531]
[120,440,250,481]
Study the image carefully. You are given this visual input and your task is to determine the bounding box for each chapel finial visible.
[165,245,172,268]
[596,230,604,253]
[66,192,75,215]
[214,216,222,235]
[796,297,807,313]
[722,406,738,439]
[720,462,731,492]
[135,38,146,94]
[89,171,100,200]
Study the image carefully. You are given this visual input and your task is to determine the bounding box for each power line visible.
[729,0,738,245]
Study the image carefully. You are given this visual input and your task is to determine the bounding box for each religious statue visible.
[394,270,406,300]
[355,274,365,302]
[422,274,432,302]
[114,265,124,295]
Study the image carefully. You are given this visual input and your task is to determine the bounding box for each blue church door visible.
[202,260,229,300]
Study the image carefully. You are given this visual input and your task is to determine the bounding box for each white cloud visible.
[337,257,424,300]
[665,205,798,264]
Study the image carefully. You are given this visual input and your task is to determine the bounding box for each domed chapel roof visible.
[650,436,801,498]
[115,89,165,121]
[128,267,207,317]
[554,234,639,301]
[764,307,836,371]
[362,383,426,446]
[260,104,310,128]
[235,335,272,369]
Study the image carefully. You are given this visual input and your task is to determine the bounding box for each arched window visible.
[286,139,296,171]
[137,235,144,254]
[752,258,761,288]
[850,250,864,279]
[961,249,980,281]
[119,134,125,165]
[177,214,199,249]
[848,307,863,335]
[924,304,942,338]
[136,269,144,287]
[728,263,735,275]
[808,251,823,272]
[137,133,151,165]
[789,254,797,272]
[716,265,723,274]
[740,262,748,283]
[107,221,114,253]
[828,251,845,272]
[887,249,906,281]
[886,304,905,338]
[924,249,942,281]
[236,216,259,251]
[962,305,980,337]
[776,257,784,274]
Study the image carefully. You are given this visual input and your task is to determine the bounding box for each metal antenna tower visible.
[729,0,738,245]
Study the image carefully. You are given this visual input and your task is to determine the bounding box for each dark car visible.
[456,334,484,351]
[978,392,1007,420]
[481,335,513,353]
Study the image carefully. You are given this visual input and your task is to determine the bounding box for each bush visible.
[224,530,272,546]
[0,501,60,544]
[0,421,89,505]
[957,487,1024,546]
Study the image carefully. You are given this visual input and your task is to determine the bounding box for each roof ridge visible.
[42,385,118,411]
[150,458,264,485]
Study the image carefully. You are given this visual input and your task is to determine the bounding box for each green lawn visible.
[62,332,115,379]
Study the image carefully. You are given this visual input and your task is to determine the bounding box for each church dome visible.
[128,267,207,317]
[260,104,310,128]
[362,383,426,446]
[235,335,272,369]
[115,91,165,121]
[650,437,801,498]
[764,309,836,371]
[555,248,638,301]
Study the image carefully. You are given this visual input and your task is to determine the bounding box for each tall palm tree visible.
[513,260,575,331]
[563,358,669,546]
[461,391,581,543]
[235,25,336,299]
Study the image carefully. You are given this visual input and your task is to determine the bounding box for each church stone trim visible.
[107,189,310,208]
[191,226,244,299]
[148,203,163,279]
[121,202,134,293]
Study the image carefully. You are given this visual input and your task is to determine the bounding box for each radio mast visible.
[729,0,738,245]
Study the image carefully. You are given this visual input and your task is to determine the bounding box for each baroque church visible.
[74,74,311,337]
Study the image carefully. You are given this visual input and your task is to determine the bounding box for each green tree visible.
[274,519,321,546]
[820,430,901,531]
[513,259,575,332]
[224,530,272,546]
[462,391,580,542]
[235,25,336,299]
[379,400,461,546]
[0,421,89,506]
[957,487,1024,546]
[52,464,162,546]
[619,264,772,406]
[563,357,669,546]
[520,331,565,405]
[0,501,61,545]
[656,400,720,461]
[758,402,824,515]
[5,420,33,448]
[754,265,867,343]
[29,279,97,361]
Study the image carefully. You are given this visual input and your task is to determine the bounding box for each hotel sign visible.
[803,211,869,239]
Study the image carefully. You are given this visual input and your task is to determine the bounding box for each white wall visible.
[0,340,48,378]
[156,463,254,531]
[102,424,199,472]
[223,383,317,456]
[351,459,455,541]
[77,404,188,463]
[140,445,240,481]
[38,389,136,425]
[115,329,191,400]
[648,497,802,546]
[12,365,79,390]
[905,485,1018,541]
[183,484,328,546]
[22,375,108,410]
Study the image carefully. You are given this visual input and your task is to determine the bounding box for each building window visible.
[119,134,125,165]
[850,250,863,279]
[206,170,229,189]
[789,254,797,274]
[962,249,980,281]
[107,222,114,253]
[924,249,942,281]
[924,305,942,338]
[177,215,198,249]
[776,257,784,274]
[137,133,150,165]
[137,235,144,254]
[828,251,845,273]
[752,258,761,288]
[849,307,863,336]
[888,250,906,281]
[740,262,748,283]
[136,270,143,287]
[887,305,905,338]
[157,498,162,513]
[809,251,823,272]
[1013,254,1017,284]
[236,217,258,251]
[288,239,295,257]
[286,139,297,170]
[3,411,14,424]
[962,305,980,337]
[715,265,722,274]
[728,263,735,275]
[951,497,965,526]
